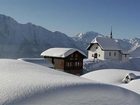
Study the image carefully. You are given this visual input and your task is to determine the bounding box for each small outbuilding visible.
[41,48,86,75]
[122,73,136,83]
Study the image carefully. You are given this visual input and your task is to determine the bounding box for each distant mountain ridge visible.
[72,31,103,53]
[73,32,140,57]
[0,14,79,58]
[0,14,139,58]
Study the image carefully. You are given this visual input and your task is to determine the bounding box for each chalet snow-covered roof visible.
[41,48,86,58]
[87,36,121,51]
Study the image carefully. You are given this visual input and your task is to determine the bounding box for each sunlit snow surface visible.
[0,59,140,105]
[82,69,140,94]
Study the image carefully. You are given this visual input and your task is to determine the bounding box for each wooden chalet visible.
[41,48,86,75]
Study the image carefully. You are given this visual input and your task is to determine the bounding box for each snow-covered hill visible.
[82,69,140,94]
[0,14,78,58]
[0,59,140,105]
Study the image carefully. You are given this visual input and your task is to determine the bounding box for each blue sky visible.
[0,0,139,39]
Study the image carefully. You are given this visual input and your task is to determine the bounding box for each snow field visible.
[0,59,140,105]
[82,69,140,94]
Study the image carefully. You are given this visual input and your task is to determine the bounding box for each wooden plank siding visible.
[44,51,85,75]
[54,58,64,70]
[64,51,84,75]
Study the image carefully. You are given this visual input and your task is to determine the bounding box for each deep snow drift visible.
[0,59,140,105]
[82,69,140,94]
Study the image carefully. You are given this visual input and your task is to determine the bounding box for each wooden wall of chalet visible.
[64,51,85,75]
[44,51,85,75]
[54,58,64,70]
[44,57,65,71]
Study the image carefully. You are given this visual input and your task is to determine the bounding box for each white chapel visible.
[87,31,129,62]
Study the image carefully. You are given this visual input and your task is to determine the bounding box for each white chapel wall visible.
[104,50,121,60]
[88,44,105,60]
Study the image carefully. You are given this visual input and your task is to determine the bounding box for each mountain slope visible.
[130,46,140,57]
[72,31,103,53]
[0,14,78,58]
[73,32,140,57]
[0,14,140,58]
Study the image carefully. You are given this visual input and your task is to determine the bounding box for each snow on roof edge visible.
[41,47,86,58]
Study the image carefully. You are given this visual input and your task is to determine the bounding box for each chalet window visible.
[75,62,78,67]
[75,54,78,60]
[114,52,116,56]
[96,46,98,49]
[99,54,100,57]
[75,62,80,67]
[77,62,80,66]
[70,58,73,60]
[70,55,74,60]
[75,62,77,67]
[67,62,72,67]
[75,54,78,58]
[109,52,111,56]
